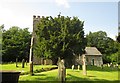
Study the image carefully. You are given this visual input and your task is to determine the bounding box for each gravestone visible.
[110,63,113,70]
[108,63,110,67]
[110,63,113,67]
[78,65,80,70]
[72,65,74,70]
[116,64,118,69]
[16,58,18,67]
[26,60,27,66]
[82,54,87,75]
[22,59,25,68]
[101,64,103,69]
[58,58,66,82]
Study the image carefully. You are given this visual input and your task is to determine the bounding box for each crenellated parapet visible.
[33,15,40,21]
[33,15,41,38]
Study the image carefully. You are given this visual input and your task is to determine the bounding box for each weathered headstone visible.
[41,58,44,65]
[101,64,103,69]
[22,59,25,68]
[58,58,66,82]
[72,65,74,70]
[110,63,113,70]
[108,63,110,67]
[113,64,116,68]
[26,60,27,66]
[58,57,61,80]
[78,65,80,70]
[110,63,113,67]
[16,58,18,67]
[44,59,46,65]
[116,64,118,69]
[82,54,87,75]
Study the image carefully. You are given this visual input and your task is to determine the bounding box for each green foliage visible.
[110,52,118,62]
[86,31,119,63]
[34,15,86,62]
[2,26,31,62]
[108,42,120,64]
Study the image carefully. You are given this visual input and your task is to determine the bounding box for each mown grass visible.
[1,63,119,82]
[19,65,119,83]
[0,63,57,75]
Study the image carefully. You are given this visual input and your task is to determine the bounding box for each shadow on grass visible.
[19,81,55,83]
[66,73,119,83]
[86,65,119,72]
[20,67,58,75]
[19,76,58,83]
[18,67,119,83]
[19,73,119,83]
[67,65,119,72]
[32,73,46,76]
[87,75,96,77]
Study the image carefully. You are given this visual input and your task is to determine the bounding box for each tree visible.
[2,26,31,62]
[86,31,119,63]
[34,15,86,65]
[117,27,120,43]
[0,24,4,63]
[115,27,120,64]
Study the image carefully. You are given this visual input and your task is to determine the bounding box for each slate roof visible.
[85,47,102,56]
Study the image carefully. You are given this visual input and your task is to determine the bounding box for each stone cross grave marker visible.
[58,58,66,82]
[82,54,87,75]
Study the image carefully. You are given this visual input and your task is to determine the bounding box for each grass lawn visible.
[1,63,119,82]
[18,66,119,83]
[0,63,57,75]
[19,69,119,82]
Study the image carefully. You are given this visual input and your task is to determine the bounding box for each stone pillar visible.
[44,59,46,65]
[22,59,25,68]
[41,58,44,65]
[58,58,66,82]
[16,58,18,67]
[78,65,80,70]
[26,60,27,66]
[82,54,87,75]
[72,65,74,70]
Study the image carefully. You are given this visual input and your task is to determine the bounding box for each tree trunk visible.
[30,61,34,75]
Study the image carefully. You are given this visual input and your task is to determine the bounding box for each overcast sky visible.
[0,0,119,40]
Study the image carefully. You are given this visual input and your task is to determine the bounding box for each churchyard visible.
[1,15,120,83]
[1,63,119,82]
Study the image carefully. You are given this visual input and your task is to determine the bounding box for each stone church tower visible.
[31,15,52,65]
[32,15,41,64]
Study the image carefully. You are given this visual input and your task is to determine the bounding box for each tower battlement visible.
[33,15,40,21]
[32,15,53,65]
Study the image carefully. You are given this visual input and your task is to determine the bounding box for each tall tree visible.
[0,24,4,63]
[2,26,31,62]
[34,15,86,65]
[117,27,120,43]
[86,31,118,63]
